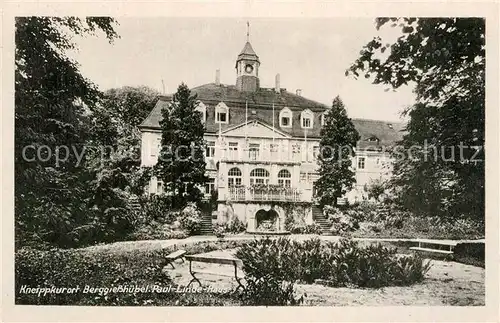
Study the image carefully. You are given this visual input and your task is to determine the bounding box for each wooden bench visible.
[185,254,245,291]
[165,249,187,269]
[409,239,456,255]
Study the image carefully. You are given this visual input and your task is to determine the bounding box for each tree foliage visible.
[315,96,360,207]
[13,17,160,249]
[15,17,121,248]
[348,18,484,220]
[154,83,208,208]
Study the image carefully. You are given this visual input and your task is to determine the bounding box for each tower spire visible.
[246,21,250,42]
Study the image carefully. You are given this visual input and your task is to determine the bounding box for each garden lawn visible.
[164,248,484,306]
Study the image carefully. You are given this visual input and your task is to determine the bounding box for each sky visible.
[71,17,416,122]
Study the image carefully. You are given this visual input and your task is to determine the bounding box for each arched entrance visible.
[255,209,279,231]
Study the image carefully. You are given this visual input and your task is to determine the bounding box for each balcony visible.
[227,185,302,202]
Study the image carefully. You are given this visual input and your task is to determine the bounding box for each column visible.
[218,162,227,201]
[243,163,250,200]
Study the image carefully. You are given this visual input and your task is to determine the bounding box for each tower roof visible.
[240,41,257,56]
[237,41,259,62]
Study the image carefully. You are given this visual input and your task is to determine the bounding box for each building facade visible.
[139,40,404,232]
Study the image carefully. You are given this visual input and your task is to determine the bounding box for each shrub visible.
[287,222,322,234]
[236,237,300,282]
[138,195,175,223]
[225,217,247,234]
[236,237,432,291]
[324,206,359,235]
[127,221,188,240]
[453,242,485,267]
[293,237,325,283]
[240,276,303,306]
[178,203,202,235]
[15,247,172,305]
[213,224,226,238]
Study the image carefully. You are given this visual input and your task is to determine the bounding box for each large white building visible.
[139,39,404,233]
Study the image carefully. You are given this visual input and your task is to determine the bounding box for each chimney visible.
[296,89,302,96]
[215,69,220,85]
[275,73,280,93]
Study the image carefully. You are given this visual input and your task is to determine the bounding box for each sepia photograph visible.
[9,11,492,314]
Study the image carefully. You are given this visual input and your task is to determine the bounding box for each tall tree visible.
[15,17,119,248]
[102,86,160,130]
[315,96,360,207]
[348,18,484,220]
[154,83,208,208]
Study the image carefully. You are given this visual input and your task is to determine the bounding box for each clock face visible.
[245,64,254,74]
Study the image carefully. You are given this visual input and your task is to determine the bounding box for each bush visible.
[213,224,226,238]
[178,203,202,235]
[453,242,485,267]
[351,210,485,240]
[288,222,322,234]
[322,239,431,288]
[324,206,359,235]
[15,238,258,306]
[225,217,247,234]
[138,195,175,223]
[127,220,188,241]
[15,247,172,305]
[236,237,432,291]
[240,276,303,306]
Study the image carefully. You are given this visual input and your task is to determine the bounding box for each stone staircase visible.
[312,206,331,235]
[199,212,214,235]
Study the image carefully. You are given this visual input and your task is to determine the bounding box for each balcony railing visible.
[228,185,302,202]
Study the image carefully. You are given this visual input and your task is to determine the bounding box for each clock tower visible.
[235,40,260,92]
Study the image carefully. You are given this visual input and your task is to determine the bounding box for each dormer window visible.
[195,101,207,124]
[279,107,293,128]
[301,109,313,129]
[367,136,379,143]
[215,102,229,124]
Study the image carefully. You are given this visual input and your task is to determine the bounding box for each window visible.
[358,157,366,169]
[301,109,313,129]
[157,180,164,194]
[206,141,215,157]
[217,111,227,122]
[228,167,242,187]
[320,113,325,126]
[302,117,311,128]
[250,168,270,185]
[228,142,239,159]
[249,143,260,161]
[278,169,291,187]
[279,107,293,128]
[215,102,229,124]
[205,178,215,194]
